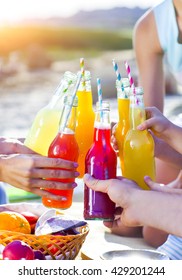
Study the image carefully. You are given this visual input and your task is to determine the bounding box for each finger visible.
[144,176,163,190]
[33,156,78,169]
[27,168,79,179]
[83,173,110,193]
[21,178,77,190]
[144,176,177,193]
[137,119,154,131]
[27,188,68,201]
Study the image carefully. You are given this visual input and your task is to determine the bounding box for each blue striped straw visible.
[97,78,103,120]
[112,59,124,91]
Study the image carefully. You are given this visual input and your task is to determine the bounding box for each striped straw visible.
[80,57,86,90]
[61,72,82,132]
[97,78,104,120]
[112,59,124,91]
[97,78,109,179]
[124,61,135,93]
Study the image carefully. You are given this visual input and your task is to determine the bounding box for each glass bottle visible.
[24,71,78,156]
[42,94,79,209]
[123,87,156,190]
[84,101,117,220]
[75,70,95,178]
[114,78,130,174]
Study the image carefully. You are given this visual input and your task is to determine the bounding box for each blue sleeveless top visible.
[158,234,182,260]
[153,0,182,84]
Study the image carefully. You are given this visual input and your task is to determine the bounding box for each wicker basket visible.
[0,224,89,260]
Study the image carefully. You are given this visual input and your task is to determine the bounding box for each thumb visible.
[83,173,109,193]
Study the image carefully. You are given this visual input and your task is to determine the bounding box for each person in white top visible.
[111,0,182,247]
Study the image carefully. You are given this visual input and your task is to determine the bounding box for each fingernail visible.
[72,182,77,188]
[137,124,143,130]
[144,175,150,181]
[74,162,78,168]
[74,171,80,177]
[84,173,91,181]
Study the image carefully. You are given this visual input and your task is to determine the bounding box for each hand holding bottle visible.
[0,154,78,200]
[83,172,182,237]
[137,106,182,154]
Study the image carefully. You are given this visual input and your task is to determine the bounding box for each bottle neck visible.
[129,93,146,129]
[78,79,91,92]
[58,98,78,134]
[94,102,111,144]
[77,80,93,110]
[48,72,78,110]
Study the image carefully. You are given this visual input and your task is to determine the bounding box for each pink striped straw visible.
[124,61,135,94]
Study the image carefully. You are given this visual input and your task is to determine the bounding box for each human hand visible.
[83,173,142,229]
[137,107,171,139]
[0,154,79,200]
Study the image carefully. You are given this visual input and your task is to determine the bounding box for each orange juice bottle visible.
[123,87,156,190]
[42,95,79,209]
[114,78,130,174]
[24,71,78,156]
[75,70,95,178]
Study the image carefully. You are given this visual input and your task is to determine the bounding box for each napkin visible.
[35,209,87,236]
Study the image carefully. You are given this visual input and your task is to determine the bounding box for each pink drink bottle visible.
[84,101,117,220]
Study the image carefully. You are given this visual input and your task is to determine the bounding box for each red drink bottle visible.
[42,94,79,209]
[84,101,117,220]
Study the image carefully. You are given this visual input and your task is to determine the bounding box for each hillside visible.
[21,7,148,30]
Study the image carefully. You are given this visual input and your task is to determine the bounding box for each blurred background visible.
[0,0,180,138]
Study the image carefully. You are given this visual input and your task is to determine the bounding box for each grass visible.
[0,25,133,58]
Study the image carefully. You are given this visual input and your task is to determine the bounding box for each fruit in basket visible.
[20,211,39,224]
[33,250,46,260]
[0,211,31,234]
[20,211,39,234]
[2,240,34,260]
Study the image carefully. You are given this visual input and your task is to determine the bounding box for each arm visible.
[0,137,33,154]
[83,174,182,237]
[133,10,165,111]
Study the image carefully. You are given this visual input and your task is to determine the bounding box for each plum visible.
[3,240,34,260]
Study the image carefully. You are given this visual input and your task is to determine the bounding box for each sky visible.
[0,0,160,24]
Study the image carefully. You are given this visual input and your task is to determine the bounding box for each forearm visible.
[134,190,182,236]
[156,139,182,169]
[162,123,182,154]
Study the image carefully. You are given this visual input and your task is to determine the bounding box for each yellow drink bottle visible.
[24,71,78,156]
[114,78,130,174]
[75,70,95,178]
[123,87,156,190]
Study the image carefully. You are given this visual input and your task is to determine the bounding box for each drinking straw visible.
[97,78,109,179]
[124,60,135,94]
[61,72,82,132]
[97,78,104,120]
[112,59,125,92]
[80,57,86,90]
